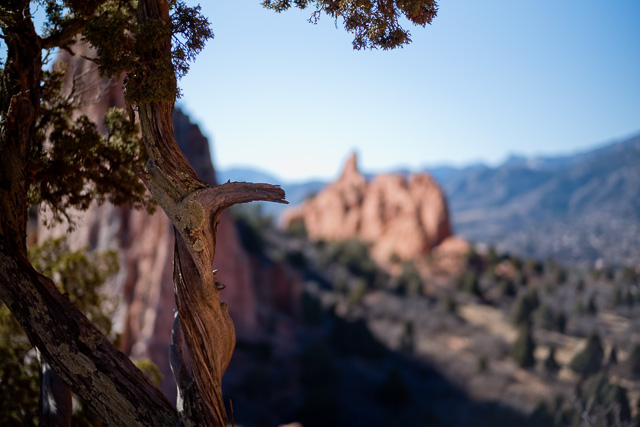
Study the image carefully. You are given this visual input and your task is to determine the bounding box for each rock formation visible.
[284,153,454,263]
[37,43,301,402]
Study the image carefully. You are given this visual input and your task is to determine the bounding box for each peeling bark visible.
[0,254,177,425]
[0,1,177,425]
[1,1,286,425]
[131,1,288,423]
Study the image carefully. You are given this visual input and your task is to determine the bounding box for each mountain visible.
[429,133,640,265]
[230,132,640,266]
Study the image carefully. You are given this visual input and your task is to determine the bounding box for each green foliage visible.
[233,206,271,255]
[29,65,153,229]
[544,347,560,375]
[399,321,414,352]
[477,356,488,374]
[285,248,306,268]
[627,344,640,378]
[286,218,308,238]
[397,261,422,296]
[0,304,40,425]
[262,0,438,50]
[322,238,378,282]
[442,295,457,314]
[586,294,598,315]
[510,289,539,326]
[27,237,118,337]
[456,271,482,298]
[0,237,119,425]
[511,324,536,369]
[347,279,368,306]
[569,332,604,377]
[579,374,631,424]
[81,0,214,103]
[134,358,163,388]
[498,278,517,297]
[535,304,565,333]
[607,345,618,366]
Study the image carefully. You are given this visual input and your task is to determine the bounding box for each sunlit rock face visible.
[284,153,453,263]
[37,43,301,401]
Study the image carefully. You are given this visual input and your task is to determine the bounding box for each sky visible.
[176,0,640,182]
[3,1,638,182]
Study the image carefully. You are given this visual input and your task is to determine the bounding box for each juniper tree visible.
[0,0,440,425]
[569,332,604,377]
[511,324,536,369]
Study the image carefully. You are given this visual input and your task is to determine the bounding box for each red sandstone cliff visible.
[37,44,301,401]
[284,153,455,263]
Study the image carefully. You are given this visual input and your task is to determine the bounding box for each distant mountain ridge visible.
[218,131,640,265]
[434,132,640,265]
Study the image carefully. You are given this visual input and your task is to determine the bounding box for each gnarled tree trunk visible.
[0,0,285,425]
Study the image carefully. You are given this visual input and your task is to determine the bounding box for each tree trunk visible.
[133,1,287,424]
[0,2,176,425]
[1,1,286,425]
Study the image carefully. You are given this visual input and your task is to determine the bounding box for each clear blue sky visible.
[4,1,637,182]
[177,0,639,182]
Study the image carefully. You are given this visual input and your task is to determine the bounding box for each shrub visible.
[511,324,536,369]
[579,373,631,424]
[511,289,539,326]
[569,332,604,376]
[544,347,560,375]
[627,344,640,378]
[397,261,422,296]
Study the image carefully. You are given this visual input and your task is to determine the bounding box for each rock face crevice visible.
[284,153,453,263]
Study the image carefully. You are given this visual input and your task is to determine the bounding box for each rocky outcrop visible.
[284,153,453,263]
[37,43,301,402]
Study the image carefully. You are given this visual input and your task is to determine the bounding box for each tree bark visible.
[1,1,286,425]
[133,1,287,424]
[0,2,177,425]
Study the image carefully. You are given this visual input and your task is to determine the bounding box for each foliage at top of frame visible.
[262,0,439,50]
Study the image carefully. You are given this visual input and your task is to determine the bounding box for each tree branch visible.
[0,253,177,425]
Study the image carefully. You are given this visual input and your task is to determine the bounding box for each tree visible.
[511,324,536,369]
[627,343,640,378]
[569,332,604,377]
[543,347,560,375]
[510,289,539,326]
[0,0,439,425]
[0,237,119,425]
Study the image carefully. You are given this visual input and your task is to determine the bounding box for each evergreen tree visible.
[579,373,631,424]
[511,324,536,369]
[536,304,557,331]
[627,343,640,378]
[569,332,604,376]
[608,345,618,366]
[511,289,539,326]
[544,347,560,375]
[586,294,598,315]
[1,0,440,423]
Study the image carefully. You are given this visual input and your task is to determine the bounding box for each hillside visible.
[436,133,640,265]
[226,131,640,265]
